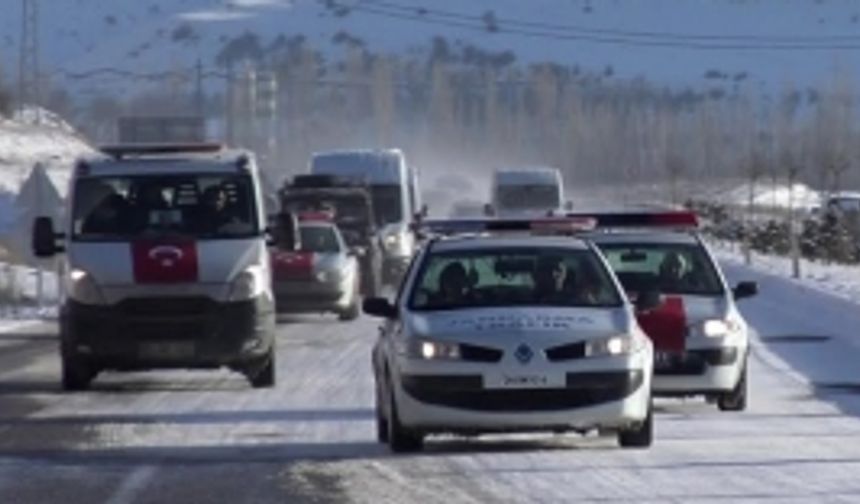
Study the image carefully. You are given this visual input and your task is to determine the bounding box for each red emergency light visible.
[418,217,597,236]
[567,211,699,229]
[297,211,335,222]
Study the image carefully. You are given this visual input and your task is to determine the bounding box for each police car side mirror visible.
[33,216,64,258]
[635,289,662,312]
[483,203,494,217]
[363,297,398,319]
[564,200,574,211]
[733,281,758,300]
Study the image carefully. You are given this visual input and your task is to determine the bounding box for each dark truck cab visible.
[279,175,383,297]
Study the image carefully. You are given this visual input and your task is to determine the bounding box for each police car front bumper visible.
[61,296,275,369]
[273,277,355,313]
[393,351,652,433]
[652,346,747,395]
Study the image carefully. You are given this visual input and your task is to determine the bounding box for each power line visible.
[347,0,860,50]
[367,0,860,44]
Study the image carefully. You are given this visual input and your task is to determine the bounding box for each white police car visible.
[586,212,758,411]
[364,218,655,452]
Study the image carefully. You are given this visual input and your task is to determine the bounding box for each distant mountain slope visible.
[2,0,860,93]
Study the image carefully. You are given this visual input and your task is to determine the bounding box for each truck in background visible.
[486,167,570,217]
[310,149,423,286]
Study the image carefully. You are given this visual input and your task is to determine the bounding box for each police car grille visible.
[402,371,643,412]
[544,342,587,362]
[459,344,503,363]
[119,297,214,317]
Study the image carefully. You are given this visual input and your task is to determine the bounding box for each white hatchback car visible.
[364,219,655,452]
[587,212,758,411]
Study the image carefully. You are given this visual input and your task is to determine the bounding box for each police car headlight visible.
[585,335,635,357]
[68,269,105,305]
[383,231,411,256]
[409,339,462,360]
[384,232,401,249]
[229,267,264,301]
[699,319,742,338]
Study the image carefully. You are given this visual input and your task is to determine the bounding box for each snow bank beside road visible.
[712,242,860,307]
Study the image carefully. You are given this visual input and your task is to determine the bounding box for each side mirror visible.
[363,297,398,319]
[33,216,63,258]
[483,203,494,217]
[564,200,574,211]
[733,281,758,300]
[635,289,662,312]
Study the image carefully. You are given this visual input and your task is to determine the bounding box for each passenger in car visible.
[533,256,569,304]
[432,262,472,306]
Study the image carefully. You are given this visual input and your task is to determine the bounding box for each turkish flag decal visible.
[132,240,199,284]
[271,251,314,280]
[636,296,687,353]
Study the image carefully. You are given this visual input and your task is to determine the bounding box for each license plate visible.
[486,372,563,389]
[655,351,682,370]
[139,342,195,359]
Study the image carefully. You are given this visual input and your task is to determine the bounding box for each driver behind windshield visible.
[431,262,472,307]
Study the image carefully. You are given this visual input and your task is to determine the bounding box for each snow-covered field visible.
[712,241,860,308]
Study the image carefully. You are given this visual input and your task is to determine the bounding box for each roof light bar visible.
[297,211,335,222]
[100,143,225,159]
[567,211,699,229]
[418,217,597,236]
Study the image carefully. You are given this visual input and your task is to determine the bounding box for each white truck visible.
[310,149,423,286]
[487,167,569,218]
[33,144,281,390]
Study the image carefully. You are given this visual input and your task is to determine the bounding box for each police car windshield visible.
[71,174,259,241]
[299,226,341,253]
[597,243,724,296]
[410,247,622,311]
[498,185,561,210]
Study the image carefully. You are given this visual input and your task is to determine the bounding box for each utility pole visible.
[195,58,204,117]
[18,0,40,111]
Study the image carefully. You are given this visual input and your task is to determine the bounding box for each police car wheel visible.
[61,355,96,391]
[718,366,748,412]
[386,378,423,453]
[618,403,653,449]
[247,350,276,388]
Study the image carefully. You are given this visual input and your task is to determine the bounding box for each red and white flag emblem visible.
[132,240,199,284]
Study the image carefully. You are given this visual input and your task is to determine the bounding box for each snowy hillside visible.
[3,0,860,93]
[0,107,93,197]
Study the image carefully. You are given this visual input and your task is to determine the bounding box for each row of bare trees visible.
[21,41,860,200]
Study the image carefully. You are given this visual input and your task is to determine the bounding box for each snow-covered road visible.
[1,261,860,503]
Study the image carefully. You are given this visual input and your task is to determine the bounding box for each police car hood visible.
[407,306,630,347]
[69,239,265,303]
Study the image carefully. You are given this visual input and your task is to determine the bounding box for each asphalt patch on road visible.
[814,382,860,395]
[760,334,832,344]
[281,463,349,504]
